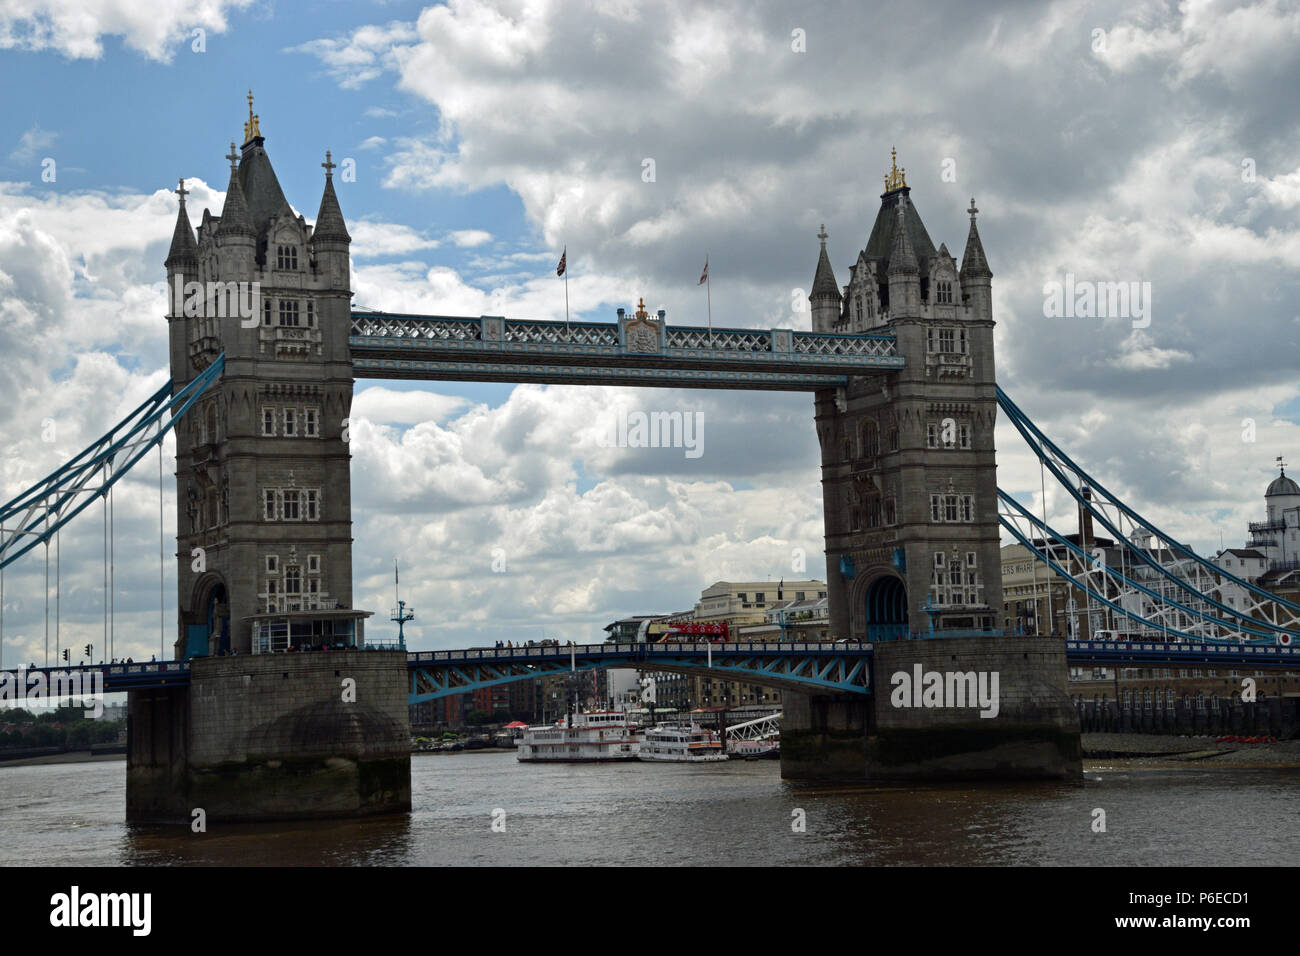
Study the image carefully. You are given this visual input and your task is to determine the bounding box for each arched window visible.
[276,245,298,270]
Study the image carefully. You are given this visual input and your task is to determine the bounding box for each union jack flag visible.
[556,247,567,277]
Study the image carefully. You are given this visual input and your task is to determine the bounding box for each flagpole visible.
[706,253,712,347]
[565,270,570,332]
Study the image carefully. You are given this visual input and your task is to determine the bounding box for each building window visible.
[966,552,977,567]
[279,300,300,327]
[866,495,882,528]
[304,490,319,521]
[937,280,953,304]
[277,246,298,270]
[934,552,945,568]
[263,298,273,326]
[304,407,319,438]
[927,422,939,448]
[283,490,300,521]
[262,407,276,437]
[264,490,277,520]
[930,494,975,523]
[862,420,879,457]
[938,328,955,353]
[307,554,320,574]
[306,300,315,328]
[959,424,971,449]
[266,555,279,574]
[285,566,301,596]
[284,408,297,437]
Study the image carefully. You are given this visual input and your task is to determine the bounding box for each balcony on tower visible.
[249,608,373,654]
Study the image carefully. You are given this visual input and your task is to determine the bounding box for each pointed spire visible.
[165,177,198,269]
[811,224,841,300]
[217,141,255,239]
[960,196,991,278]
[886,199,918,275]
[313,149,351,243]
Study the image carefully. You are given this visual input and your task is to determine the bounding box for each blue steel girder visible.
[406,641,874,702]
[349,312,903,391]
[0,354,225,570]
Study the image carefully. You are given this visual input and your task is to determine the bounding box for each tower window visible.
[266,555,279,573]
[263,298,273,326]
[264,490,277,520]
[279,300,300,327]
[937,280,953,304]
[306,300,315,328]
[262,407,276,437]
[283,490,301,521]
[307,554,320,574]
[284,408,297,437]
[304,490,319,521]
[277,246,298,270]
[304,407,319,438]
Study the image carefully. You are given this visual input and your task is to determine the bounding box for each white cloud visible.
[9,124,57,164]
[449,228,491,247]
[349,220,440,258]
[0,0,254,61]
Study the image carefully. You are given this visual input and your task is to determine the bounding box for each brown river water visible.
[1,753,1295,866]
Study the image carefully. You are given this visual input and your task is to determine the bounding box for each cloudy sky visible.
[1,0,1298,664]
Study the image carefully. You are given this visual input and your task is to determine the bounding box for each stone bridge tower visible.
[810,151,1002,643]
[163,96,365,657]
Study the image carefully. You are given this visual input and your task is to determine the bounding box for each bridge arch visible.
[861,573,908,642]
[182,573,230,659]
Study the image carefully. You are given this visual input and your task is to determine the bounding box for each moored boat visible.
[638,722,729,762]
[515,710,643,762]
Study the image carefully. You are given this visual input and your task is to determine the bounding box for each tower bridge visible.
[8,103,1293,822]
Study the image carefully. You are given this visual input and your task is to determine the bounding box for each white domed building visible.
[1245,465,1300,571]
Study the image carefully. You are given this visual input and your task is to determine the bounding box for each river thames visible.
[1,753,1295,866]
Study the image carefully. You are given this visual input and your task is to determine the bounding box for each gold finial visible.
[885,146,907,192]
[635,297,649,319]
[243,90,261,142]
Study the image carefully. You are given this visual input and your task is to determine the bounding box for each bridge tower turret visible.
[809,224,843,332]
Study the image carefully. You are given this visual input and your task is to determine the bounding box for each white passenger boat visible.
[728,737,780,760]
[638,723,729,762]
[515,710,643,762]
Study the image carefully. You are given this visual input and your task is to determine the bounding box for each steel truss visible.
[725,711,782,740]
[0,356,225,570]
[407,642,872,703]
[997,385,1300,644]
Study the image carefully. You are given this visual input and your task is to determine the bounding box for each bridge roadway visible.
[2,639,1298,704]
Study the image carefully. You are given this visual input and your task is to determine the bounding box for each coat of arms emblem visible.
[622,297,662,354]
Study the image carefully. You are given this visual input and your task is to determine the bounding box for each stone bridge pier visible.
[781,637,1081,782]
